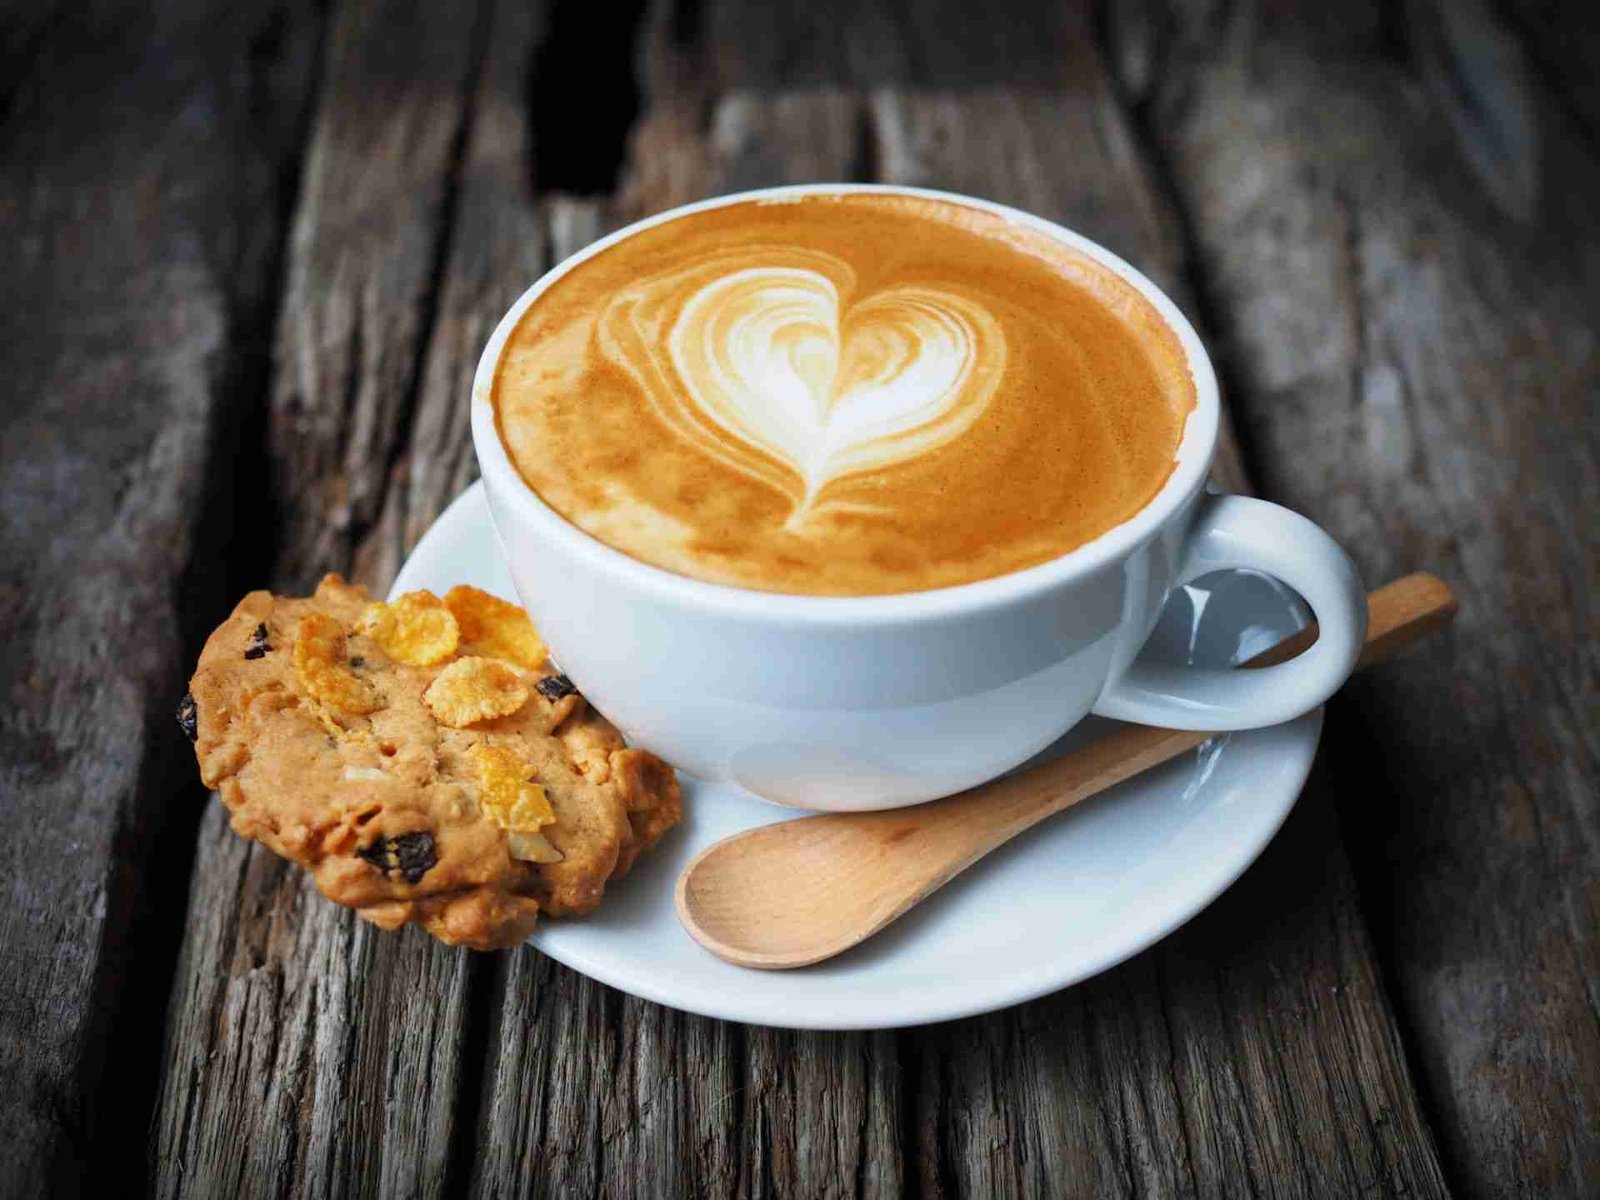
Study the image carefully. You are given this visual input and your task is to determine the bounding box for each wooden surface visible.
[0,0,1593,1195]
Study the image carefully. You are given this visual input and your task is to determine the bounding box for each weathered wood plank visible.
[469,195,754,1200]
[741,1029,905,1198]
[153,0,502,1193]
[475,941,747,1199]
[1125,0,1600,1194]
[473,9,907,1189]
[1152,782,1450,1199]
[128,1,1586,1197]
[353,0,549,589]
[868,2,1450,1195]
[267,0,492,587]
[0,1,322,1192]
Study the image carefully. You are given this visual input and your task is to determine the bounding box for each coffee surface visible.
[494,193,1196,595]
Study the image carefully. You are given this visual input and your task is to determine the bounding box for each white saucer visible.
[393,483,1322,1030]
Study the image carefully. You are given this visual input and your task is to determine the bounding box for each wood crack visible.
[1150,959,1210,1200]
[443,953,497,1196]
[525,0,652,194]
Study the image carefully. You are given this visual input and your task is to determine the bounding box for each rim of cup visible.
[469,183,1220,627]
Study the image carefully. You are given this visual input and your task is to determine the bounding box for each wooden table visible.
[3,0,1596,1195]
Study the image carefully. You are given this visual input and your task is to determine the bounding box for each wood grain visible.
[0,1,323,1192]
[0,0,1563,1194]
[153,0,501,1194]
[1124,0,1600,1193]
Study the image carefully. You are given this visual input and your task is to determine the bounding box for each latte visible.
[493,193,1196,595]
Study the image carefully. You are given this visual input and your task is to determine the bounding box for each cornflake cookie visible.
[182,576,681,950]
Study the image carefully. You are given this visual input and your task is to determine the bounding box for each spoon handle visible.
[871,571,1458,866]
[677,573,1456,968]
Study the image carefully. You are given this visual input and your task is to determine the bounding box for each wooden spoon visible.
[676,573,1457,969]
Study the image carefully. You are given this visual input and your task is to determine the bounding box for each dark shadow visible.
[526,0,655,194]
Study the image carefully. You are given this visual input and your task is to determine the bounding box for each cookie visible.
[183,575,681,949]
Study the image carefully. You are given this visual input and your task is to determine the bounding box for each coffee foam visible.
[494,194,1196,595]
[599,248,1007,520]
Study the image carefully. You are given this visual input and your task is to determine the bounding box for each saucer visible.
[393,483,1321,1030]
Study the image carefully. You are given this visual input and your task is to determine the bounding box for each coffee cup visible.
[470,184,1365,811]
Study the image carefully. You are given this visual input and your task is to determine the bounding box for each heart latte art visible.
[599,254,1006,520]
[494,194,1196,595]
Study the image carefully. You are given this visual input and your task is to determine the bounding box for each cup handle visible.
[1092,493,1367,729]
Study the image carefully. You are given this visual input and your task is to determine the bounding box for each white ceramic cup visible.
[471,184,1366,811]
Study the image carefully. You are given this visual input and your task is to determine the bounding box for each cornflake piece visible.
[357,590,459,666]
[294,612,381,714]
[445,585,547,669]
[468,743,562,863]
[424,656,529,727]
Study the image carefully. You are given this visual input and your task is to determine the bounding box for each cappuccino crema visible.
[493,193,1195,595]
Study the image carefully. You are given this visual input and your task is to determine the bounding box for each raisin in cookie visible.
[183,575,681,950]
